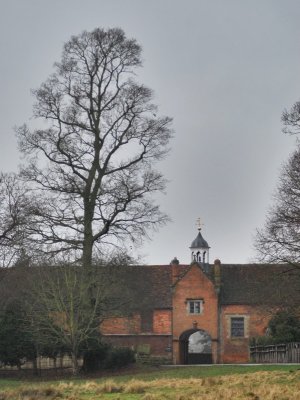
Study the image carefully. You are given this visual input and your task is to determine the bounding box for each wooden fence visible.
[0,355,82,372]
[250,342,300,363]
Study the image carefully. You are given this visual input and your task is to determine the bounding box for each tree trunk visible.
[82,199,94,269]
[71,352,79,376]
[82,237,93,269]
[33,357,38,376]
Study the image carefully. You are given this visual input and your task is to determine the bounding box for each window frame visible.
[187,299,203,315]
[230,316,245,338]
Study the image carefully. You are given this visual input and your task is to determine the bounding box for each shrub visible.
[250,336,277,346]
[82,343,110,372]
[104,347,136,370]
[83,345,135,372]
[0,302,36,368]
[251,309,300,346]
[268,310,300,343]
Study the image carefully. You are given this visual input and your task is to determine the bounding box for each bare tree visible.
[256,145,300,266]
[256,101,300,266]
[0,173,29,268]
[282,100,300,135]
[17,28,172,268]
[26,258,134,375]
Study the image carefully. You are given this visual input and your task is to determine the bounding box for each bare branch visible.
[255,141,300,267]
[16,27,172,267]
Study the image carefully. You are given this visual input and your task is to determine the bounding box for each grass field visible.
[0,365,300,399]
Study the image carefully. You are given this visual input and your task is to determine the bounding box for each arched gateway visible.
[179,329,212,364]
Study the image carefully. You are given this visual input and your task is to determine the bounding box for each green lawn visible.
[0,364,299,399]
[108,364,300,382]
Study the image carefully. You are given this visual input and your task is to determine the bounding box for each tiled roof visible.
[117,265,173,309]
[1,263,299,311]
[220,264,300,306]
[0,267,30,308]
[0,265,175,312]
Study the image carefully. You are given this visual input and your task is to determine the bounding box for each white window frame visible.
[187,299,203,315]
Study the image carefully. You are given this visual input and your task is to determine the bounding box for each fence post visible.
[249,342,300,363]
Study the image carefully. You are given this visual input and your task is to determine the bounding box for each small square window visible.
[187,300,203,314]
[231,317,245,337]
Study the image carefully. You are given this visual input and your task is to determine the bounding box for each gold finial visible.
[196,217,204,231]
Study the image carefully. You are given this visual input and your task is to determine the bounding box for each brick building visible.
[102,228,300,364]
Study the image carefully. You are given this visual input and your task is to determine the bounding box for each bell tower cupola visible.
[190,218,210,264]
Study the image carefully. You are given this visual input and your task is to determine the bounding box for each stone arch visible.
[179,328,212,364]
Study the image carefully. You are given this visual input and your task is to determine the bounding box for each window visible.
[187,300,203,314]
[231,317,245,337]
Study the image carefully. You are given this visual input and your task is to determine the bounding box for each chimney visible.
[214,259,221,293]
[170,257,180,284]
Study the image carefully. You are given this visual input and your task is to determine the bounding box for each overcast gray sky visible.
[0,0,299,265]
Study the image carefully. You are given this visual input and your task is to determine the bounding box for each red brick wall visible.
[153,310,172,334]
[101,314,141,335]
[101,309,172,336]
[172,264,218,363]
[100,265,277,364]
[101,310,172,358]
[220,304,273,363]
[103,335,172,356]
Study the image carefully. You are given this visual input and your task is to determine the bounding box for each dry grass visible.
[1,386,63,400]
[1,370,300,399]
[122,379,148,394]
[95,379,123,393]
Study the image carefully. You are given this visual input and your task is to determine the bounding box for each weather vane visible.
[196,217,204,231]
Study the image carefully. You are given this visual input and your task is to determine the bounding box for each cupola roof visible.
[190,230,209,249]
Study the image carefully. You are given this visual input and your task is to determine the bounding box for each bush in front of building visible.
[82,342,110,372]
[251,310,300,346]
[268,310,300,343]
[82,344,135,372]
[103,347,136,370]
[0,301,36,368]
